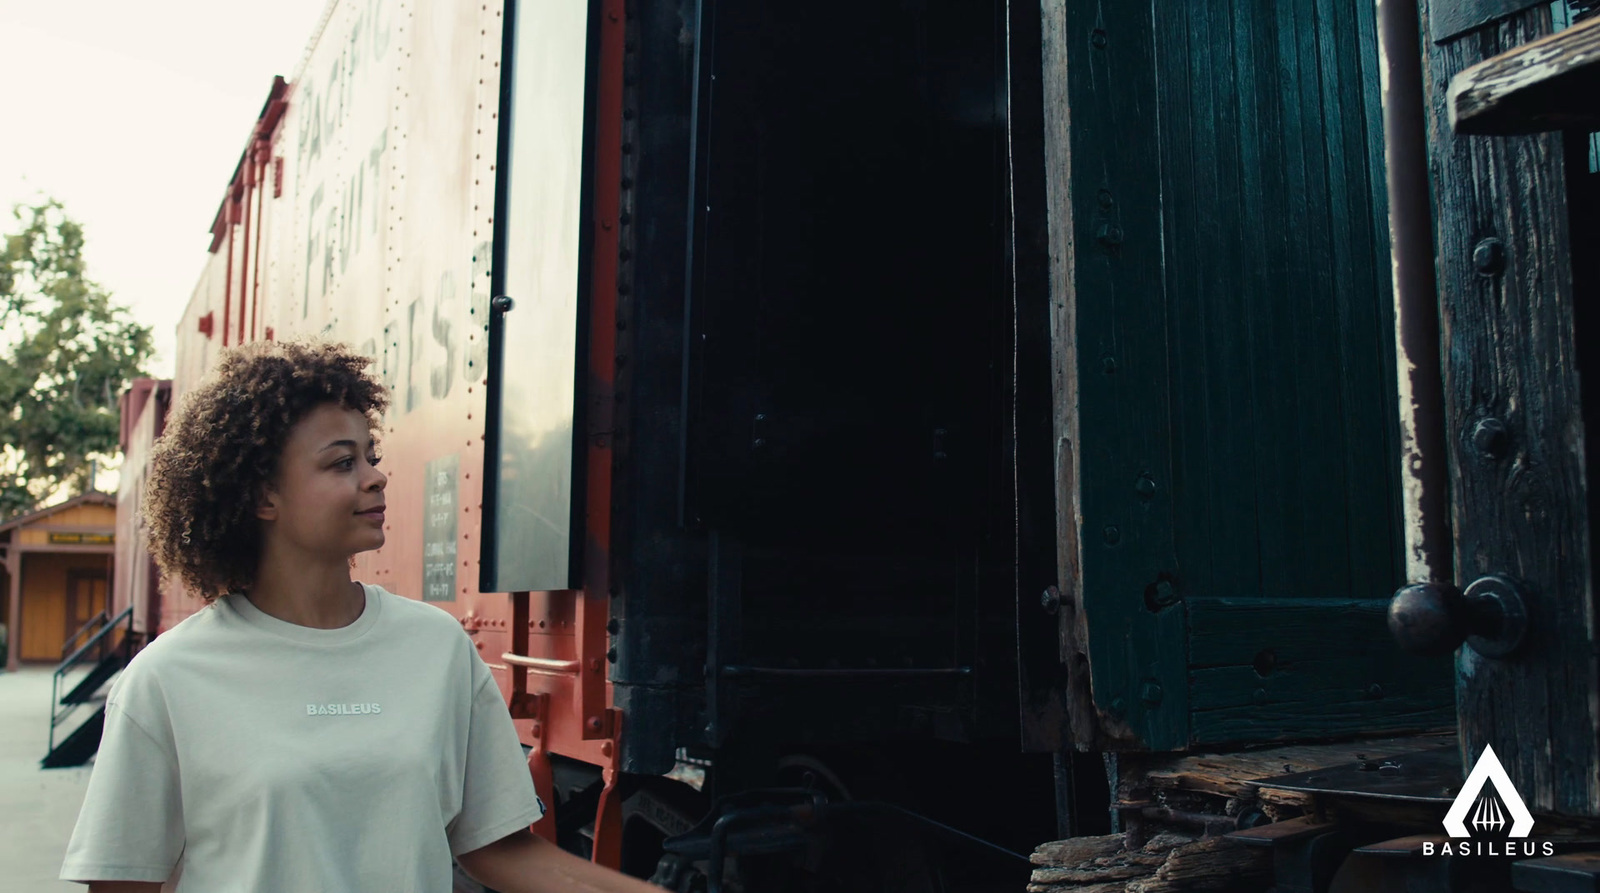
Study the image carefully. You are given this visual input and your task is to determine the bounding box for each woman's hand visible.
[457,830,662,893]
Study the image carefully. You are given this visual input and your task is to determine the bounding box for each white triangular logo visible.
[1443,744,1534,838]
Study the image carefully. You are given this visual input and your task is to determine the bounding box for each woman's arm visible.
[86,884,163,893]
[457,830,662,893]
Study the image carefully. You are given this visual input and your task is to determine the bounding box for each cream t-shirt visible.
[60,583,545,891]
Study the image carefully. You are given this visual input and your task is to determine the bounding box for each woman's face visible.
[257,402,387,559]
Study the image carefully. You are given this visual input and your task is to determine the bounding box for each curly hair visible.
[142,339,390,602]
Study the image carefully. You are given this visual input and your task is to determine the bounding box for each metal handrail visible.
[48,606,134,758]
[61,608,110,658]
[56,606,131,674]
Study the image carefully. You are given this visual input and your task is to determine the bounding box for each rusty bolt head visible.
[1135,473,1157,501]
[1145,576,1181,611]
[1472,238,1505,277]
[586,716,604,732]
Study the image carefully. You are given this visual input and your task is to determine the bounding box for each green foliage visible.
[0,199,153,520]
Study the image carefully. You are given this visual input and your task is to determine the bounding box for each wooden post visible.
[6,545,21,673]
[1417,0,1599,814]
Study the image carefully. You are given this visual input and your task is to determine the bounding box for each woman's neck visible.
[245,543,365,629]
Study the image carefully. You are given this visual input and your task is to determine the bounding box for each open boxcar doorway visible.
[652,0,1070,865]
[679,0,1059,750]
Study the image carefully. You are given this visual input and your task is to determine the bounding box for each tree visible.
[0,199,154,519]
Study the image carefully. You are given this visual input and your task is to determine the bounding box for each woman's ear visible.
[255,481,280,522]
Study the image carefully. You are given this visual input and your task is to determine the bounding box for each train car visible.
[124,0,1600,890]
[111,378,171,639]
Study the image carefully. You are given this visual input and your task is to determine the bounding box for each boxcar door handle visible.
[1388,575,1529,659]
[501,653,581,677]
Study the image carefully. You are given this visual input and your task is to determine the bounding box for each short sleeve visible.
[59,692,185,883]
[446,670,546,856]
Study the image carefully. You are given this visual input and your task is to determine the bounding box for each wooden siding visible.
[17,553,111,662]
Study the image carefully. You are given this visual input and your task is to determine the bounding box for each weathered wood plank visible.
[1126,837,1271,893]
[1185,598,1452,743]
[1189,668,1454,743]
[1130,730,1456,800]
[1028,831,1271,893]
[1187,597,1396,667]
[1027,883,1129,893]
[1031,834,1130,867]
[1189,657,1450,714]
[1450,13,1600,134]
[1419,0,1600,814]
[1041,0,1101,755]
[1069,0,1187,749]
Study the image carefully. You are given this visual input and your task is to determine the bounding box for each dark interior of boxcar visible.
[687,0,1015,733]
[604,0,1077,889]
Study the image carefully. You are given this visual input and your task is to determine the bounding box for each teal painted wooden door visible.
[1057,0,1455,750]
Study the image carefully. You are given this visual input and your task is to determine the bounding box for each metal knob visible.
[1388,575,1528,659]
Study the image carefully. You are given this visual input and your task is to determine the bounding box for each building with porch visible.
[2,491,116,672]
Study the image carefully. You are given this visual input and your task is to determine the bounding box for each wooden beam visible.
[1450,13,1600,135]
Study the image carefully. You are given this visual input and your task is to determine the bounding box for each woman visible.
[61,340,658,893]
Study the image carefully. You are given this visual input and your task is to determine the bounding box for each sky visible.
[0,0,332,380]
